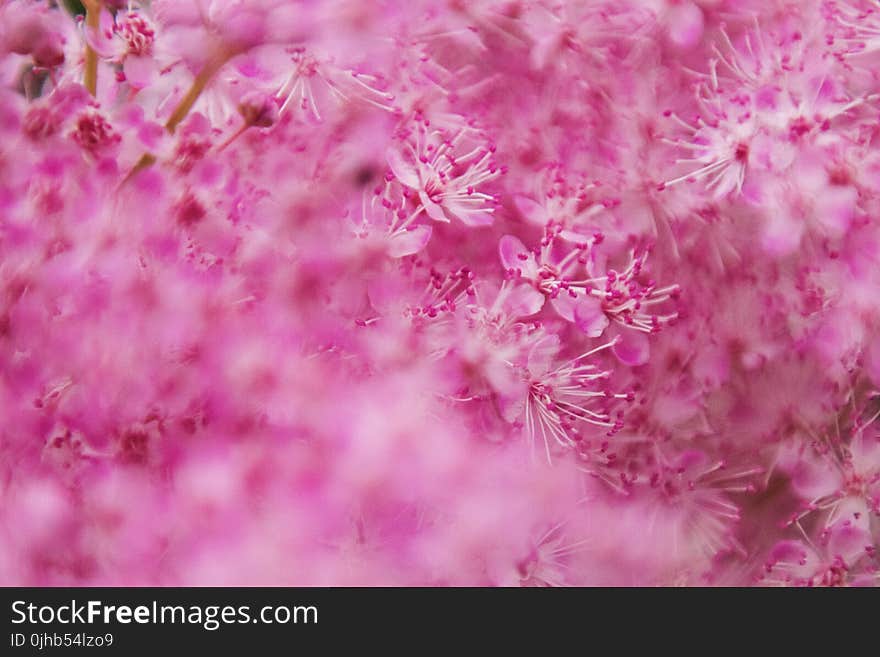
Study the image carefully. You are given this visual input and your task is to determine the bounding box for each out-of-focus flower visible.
[1,0,879,588]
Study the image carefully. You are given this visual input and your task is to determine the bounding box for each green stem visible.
[164,53,231,134]
[122,51,232,184]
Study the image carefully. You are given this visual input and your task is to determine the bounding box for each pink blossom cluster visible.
[1,0,879,587]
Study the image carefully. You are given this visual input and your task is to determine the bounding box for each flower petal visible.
[386,148,420,189]
[84,9,118,59]
[499,235,537,278]
[445,202,494,227]
[420,191,449,223]
[666,1,704,50]
[550,292,577,322]
[573,295,609,337]
[612,329,650,366]
[513,195,550,225]
[527,334,561,377]
[503,283,545,318]
[123,56,156,89]
[387,225,431,258]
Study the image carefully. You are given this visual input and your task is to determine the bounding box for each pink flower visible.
[351,190,432,258]
[386,113,503,226]
[498,234,678,340]
[83,7,158,88]
[275,47,395,121]
[504,333,632,462]
[499,233,608,334]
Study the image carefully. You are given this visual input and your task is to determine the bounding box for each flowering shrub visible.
[0,0,878,587]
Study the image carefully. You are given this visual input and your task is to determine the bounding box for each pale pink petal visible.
[85,9,117,59]
[850,429,880,469]
[666,2,704,50]
[496,390,525,424]
[445,202,494,227]
[387,225,431,258]
[498,235,537,278]
[612,330,650,366]
[827,522,873,565]
[527,334,560,377]
[761,210,803,257]
[550,292,577,323]
[123,56,156,89]
[815,185,857,238]
[513,195,550,226]
[788,454,843,501]
[419,191,449,223]
[386,148,420,189]
[768,540,819,579]
[503,283,545,318]
[573,296,609,337]
[530,33,562,71]
[865,339,880,388]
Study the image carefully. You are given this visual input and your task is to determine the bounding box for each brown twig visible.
[82,0,101,96]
